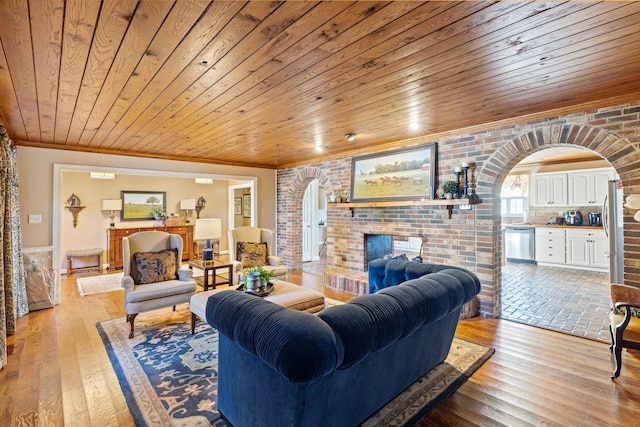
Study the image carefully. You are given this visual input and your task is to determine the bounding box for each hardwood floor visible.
[2,266,639,426]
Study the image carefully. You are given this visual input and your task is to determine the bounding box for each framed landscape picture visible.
[350,143,437,202]
[121,191,166,221]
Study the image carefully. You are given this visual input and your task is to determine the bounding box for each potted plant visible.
[243,265,275,290]
[442,181,458,199]
[150,206,167,220]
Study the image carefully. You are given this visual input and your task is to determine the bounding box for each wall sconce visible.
[101,199,122,227]
[196,196,206,219]
[65,193,84,228]
[180,199,196,224]
[194,218,222,261]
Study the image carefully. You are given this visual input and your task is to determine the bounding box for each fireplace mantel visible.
[328,198,473,218]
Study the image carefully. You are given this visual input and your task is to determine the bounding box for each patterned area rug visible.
[97,307,494,427]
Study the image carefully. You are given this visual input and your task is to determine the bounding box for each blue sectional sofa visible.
[206,259,480,427]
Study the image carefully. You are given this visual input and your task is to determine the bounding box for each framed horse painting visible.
[349,143,437,203]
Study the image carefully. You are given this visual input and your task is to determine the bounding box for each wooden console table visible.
[107,225,193,270]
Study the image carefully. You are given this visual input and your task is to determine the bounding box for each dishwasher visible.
[504,227,536,264]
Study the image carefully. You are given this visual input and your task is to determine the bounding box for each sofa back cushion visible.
[319,267,478,369]
[207,291,339,383]
[368,257,477,293]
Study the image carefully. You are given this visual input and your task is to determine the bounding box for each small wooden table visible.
[188,259,233,291]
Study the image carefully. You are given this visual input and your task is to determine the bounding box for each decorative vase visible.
[245,272,259,291]
[445,193,453,200]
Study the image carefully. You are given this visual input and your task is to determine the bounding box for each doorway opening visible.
[302,179,327,275]
[499,147,613,341]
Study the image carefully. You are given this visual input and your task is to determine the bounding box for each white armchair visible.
[122,231,197,338]
[228,226,287,285]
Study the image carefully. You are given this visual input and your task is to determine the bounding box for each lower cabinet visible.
[535,228,566,265]
[566,229,608,269]
[108,225,193,270]
[535,227,608,271]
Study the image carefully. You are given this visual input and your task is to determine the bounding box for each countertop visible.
[503,223,603,230]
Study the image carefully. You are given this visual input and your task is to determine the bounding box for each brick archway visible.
[276,166,336,269]
[475,123,640,317]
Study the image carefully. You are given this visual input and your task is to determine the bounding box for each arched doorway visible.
[277,167,334,270]
[477,123,638,324]
[499,146,614,340]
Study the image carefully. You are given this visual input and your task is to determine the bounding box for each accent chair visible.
[121,231,197,338]
[228,226,287,285]
[610,283,640,379]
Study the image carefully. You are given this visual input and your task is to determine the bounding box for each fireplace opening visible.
[364,234,393,270]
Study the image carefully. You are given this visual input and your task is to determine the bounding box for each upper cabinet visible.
[533,173,568,206]
[533,167,615,207]
[568,168,615,206]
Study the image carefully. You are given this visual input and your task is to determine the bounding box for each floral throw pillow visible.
[133,248,179,285]
[237,242,267,268]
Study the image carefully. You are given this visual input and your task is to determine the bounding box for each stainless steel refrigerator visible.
[603,179,624,284]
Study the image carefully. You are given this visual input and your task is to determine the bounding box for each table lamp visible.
[101,199,122,227]
[180,199,196,223]
[194,218,222,261]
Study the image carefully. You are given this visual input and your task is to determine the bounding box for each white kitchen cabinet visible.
[568,168,615,206]
[566,229,608,270]
[533,173,568,206]
[535,228,566,264]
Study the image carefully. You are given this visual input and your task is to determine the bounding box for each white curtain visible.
[0,128,28,370]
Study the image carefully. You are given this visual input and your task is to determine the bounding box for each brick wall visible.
[276,101,640,317]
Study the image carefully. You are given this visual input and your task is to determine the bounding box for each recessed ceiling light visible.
[410,122,419,130]
[344,133,357,141]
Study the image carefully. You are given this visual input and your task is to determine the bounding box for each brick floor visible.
[501,262,610,342]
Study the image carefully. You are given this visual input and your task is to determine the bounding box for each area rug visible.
[77,266,205,296]
[77,272,124,296]
[97,307,494,427]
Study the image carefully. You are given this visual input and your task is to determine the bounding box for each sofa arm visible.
[268,255,284,266]
[121,275,135,291]
[177,268,193,281]
[206,291,339,383]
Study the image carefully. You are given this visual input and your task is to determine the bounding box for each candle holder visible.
[454,170,463,199]
[462,164,470,199]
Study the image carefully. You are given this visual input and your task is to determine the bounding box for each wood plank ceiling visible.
[2,1,640,168]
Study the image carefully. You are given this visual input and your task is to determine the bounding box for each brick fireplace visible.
[326,205,477,274]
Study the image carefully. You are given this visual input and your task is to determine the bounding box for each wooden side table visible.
[189,259,233,291]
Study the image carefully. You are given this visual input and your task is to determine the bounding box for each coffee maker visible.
[565,210,583,226]
[588,211,602,227]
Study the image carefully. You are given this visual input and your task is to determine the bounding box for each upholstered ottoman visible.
[189,279,325,333]
[65,248,103,275]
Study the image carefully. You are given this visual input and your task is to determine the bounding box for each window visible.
[501,174,529,217]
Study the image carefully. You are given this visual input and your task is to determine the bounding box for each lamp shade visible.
[194,218,222,241]
[180,199,196,210]
[101,199,122,211]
